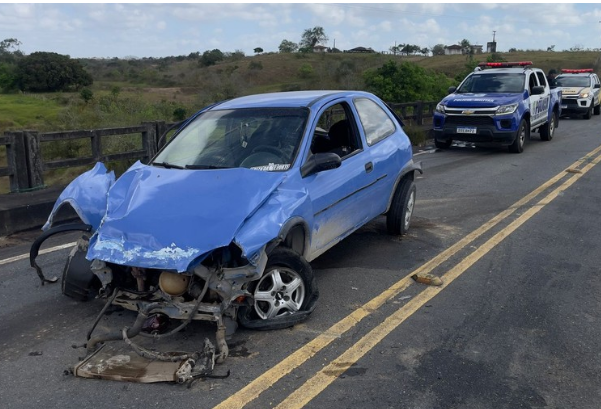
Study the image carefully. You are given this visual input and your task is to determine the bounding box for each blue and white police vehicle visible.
[433,61,563,153]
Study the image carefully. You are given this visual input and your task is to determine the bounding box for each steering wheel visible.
[251,145,284,158]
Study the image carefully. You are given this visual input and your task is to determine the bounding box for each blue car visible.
[31,90,421,364]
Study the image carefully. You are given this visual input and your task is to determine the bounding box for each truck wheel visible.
[594,103,600,116]
[584,105,593,119]
[386,177,416,235]
[509,119,528,153]
[540,111,556,141]
[435,139,452,149]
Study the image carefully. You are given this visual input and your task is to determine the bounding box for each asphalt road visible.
[1,115,600,409]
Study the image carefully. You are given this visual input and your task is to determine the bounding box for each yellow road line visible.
[215,145,601,409]
[275,151,601,409]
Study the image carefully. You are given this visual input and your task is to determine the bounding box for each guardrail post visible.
[416,101,424,126]
[8,131,30,192]
[24,131,45,190]
[141,121,158,162]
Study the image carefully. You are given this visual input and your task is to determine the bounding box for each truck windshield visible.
[456,73,525,94]
[555,76,590,88]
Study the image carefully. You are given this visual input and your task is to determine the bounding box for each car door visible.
[301,100,381,258]
[529,71,548,128]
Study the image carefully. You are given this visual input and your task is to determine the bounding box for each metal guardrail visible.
[0,101,435,194]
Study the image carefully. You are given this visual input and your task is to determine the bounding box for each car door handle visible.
[365,162,373,173]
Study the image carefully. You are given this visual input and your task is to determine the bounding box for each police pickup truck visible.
[433,61,562,153]
[554,68,601,119]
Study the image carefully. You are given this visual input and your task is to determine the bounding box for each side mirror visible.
[594,83,600,89]
[448,86,457,94]
[531,85,545,95]
[301,153,342,177]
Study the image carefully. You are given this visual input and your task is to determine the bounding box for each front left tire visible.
[238,247,318,330]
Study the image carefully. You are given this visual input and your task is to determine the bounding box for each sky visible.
[1,2,601,59]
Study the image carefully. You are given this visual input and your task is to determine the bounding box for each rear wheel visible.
[386,177,416,236]
[238,247,318,330]
[509,119,528,153]
[540,111,556,141]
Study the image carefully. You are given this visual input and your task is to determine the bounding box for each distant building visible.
[444,45,463,55]
[313,45,328,53]
[444,44,483,55]
[345,46,375,53]
[487,41,497,53]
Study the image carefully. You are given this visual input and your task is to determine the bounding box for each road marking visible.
[216,143,601,409]
[275,150,601,409]
[0,242,76,266]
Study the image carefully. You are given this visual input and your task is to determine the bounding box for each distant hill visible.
[79,50,601,103]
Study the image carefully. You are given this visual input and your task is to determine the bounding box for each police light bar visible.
[478,61,533,68]
[561,69,594,73]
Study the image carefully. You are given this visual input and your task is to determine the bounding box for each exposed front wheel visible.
[238,247,318,330]
[62,243,98,301]
[509,119,528,153]
[594,102,600,115]
[540,111,557,141]
[386,177,417,236]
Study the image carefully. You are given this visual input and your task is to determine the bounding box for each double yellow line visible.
[217,144,601,409]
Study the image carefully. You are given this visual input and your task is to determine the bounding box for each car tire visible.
[435,139,452,149]
[509,118,528,153]
[386,177,416,236]
[238,247,318,330]
[540,111,556,141]
[584,105,593,119]
[594,102,601,116]
[62,244,97,301]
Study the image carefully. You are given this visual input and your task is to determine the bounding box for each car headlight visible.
[435,103,445,114]
[580,91,590,99]
[496,103,518,115]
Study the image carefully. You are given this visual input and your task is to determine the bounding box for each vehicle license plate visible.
[457,127,477,134]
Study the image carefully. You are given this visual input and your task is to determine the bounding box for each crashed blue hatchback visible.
[31,90,421,373]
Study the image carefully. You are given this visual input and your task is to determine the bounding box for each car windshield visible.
[153,107,308,171]
[555,76,590,87]
[456,73,525,93]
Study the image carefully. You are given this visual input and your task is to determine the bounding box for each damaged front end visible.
[30,161,318,382]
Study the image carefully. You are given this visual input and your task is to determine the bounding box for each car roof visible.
[213,90,376,110]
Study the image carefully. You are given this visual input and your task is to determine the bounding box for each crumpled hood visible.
[83,162,286,272]
[443,93,522,108]
[558,86,588,96]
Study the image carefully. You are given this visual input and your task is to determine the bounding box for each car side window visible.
[310,103,362,159]
[535,71,547,88]
[354,98,396,146]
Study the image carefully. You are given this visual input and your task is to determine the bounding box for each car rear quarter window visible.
[354,98,396,146]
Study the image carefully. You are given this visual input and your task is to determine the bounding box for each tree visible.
[80,88,93,103]
[547,45,555,52]
[431,44,446,56]
[253,47,263,54]
[300,26,328,50]
[279,39,298,53]
[199,49,224,67]
[363,60,453,103]
[15,52,93,92]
